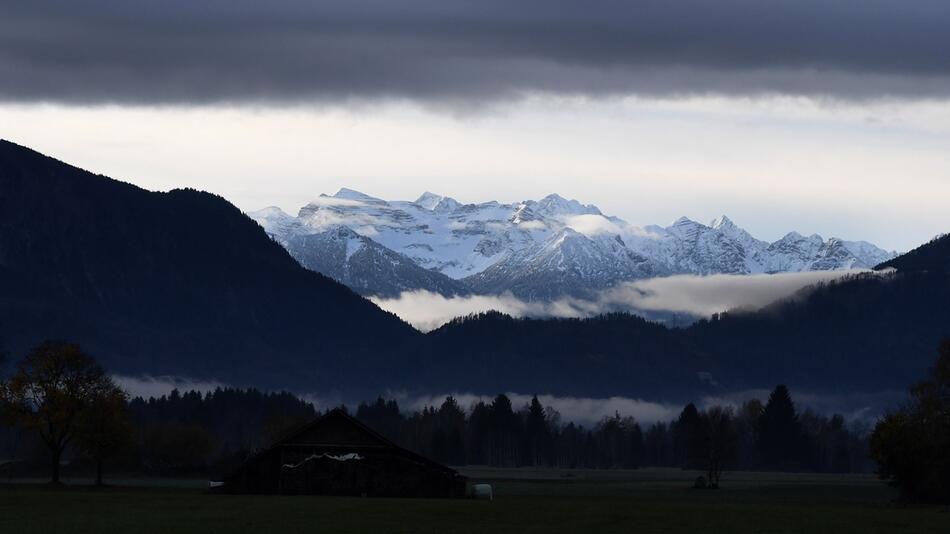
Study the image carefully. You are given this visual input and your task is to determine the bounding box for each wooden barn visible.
[221,409,467,497]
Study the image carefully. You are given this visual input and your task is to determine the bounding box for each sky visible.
[2,1,950,251]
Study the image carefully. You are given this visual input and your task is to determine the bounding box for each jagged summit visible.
[414,191,445,210]
[533,193,602,218]
[254,206,290,217]
[710,215,736,230]
[332,187,386,203]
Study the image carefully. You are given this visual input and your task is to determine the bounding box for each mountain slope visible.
[283,226,469,298]
[0,140,418,395]
[466,228,666,299]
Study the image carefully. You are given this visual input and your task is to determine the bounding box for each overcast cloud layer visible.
[3,1,950,104]
[371,270,874,331]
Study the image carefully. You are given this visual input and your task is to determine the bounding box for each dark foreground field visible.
[1,468,947,534]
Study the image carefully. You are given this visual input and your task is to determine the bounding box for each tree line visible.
[870,340,950,503]
[354,385,874,484]
[3,339,949,503]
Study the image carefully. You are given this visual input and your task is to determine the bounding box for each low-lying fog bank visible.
[371,270,876,331]
[114,374,898,428]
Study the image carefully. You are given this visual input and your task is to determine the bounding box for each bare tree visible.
[76,384,131,486]
[701,407,738,489]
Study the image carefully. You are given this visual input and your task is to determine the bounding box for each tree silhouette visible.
[489,395,520,466]
[437,397,466,465]
[674,403,704,469]
[700,407,738,487]
[76,383,131,486]
[871,340,950,503]
[757,385,802,471]
[0,341,116,484]
[523,396,550,466]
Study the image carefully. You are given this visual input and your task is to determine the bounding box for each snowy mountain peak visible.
[413,192,440,209]
[782,231,804,240]
[247,206,302,243]
[777,231,825,248]
[668,216,706,239]
[332,188,385,203]
[710,215,736,230]
[534,194,602,218]
[672,216,700,227]
[414,191,460,212]
[841,240,898,267]
[435,197,461,212]
[415,191,444,209]
[252,206,292,219]
[511,203,542,224]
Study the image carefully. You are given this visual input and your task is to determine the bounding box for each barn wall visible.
[277,449,466,497]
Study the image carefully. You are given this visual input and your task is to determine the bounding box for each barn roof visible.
[236,408,462,477]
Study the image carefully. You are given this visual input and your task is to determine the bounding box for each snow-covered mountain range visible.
[249,189,897,299]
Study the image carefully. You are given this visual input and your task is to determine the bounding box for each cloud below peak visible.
[371,270,873,331]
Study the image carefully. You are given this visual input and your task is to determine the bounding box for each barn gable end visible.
[222,409,467,498]
[287,415,390,448]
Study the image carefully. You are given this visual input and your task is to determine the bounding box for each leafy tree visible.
[757,385,802,471]
[0,341,114,484]
[76,384,132,486]
[870,340,950,503]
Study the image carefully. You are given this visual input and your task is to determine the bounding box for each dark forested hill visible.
[875,233,950,273]
[685,270,950,393]
[423,251,950,398]
[0,140,418,396]
[684,234,950,392]
[2,140,948,402]
[422,311,710,398]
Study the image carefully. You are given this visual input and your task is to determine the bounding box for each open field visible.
[1,468,947,534]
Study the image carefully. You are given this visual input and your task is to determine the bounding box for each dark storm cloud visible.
[2,0,950,104]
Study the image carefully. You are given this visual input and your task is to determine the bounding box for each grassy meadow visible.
[1,468,947,534]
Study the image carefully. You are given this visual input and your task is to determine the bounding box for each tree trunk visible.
[50,446,62,485]
[95,457,103,486]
